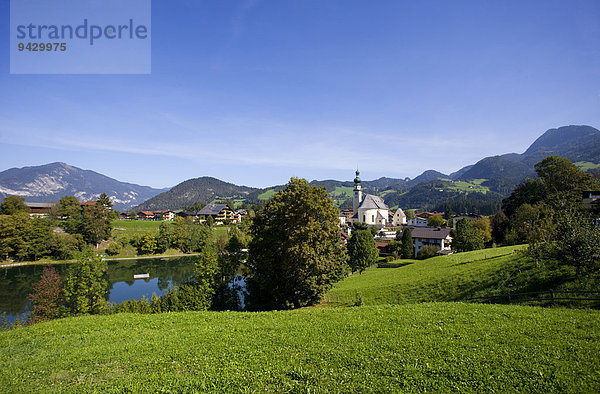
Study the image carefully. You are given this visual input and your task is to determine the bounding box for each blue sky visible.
[1,0,599,188]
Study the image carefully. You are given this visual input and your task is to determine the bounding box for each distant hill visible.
[0,162,166,211]
[407,170,448,187]
[134,177,259,211]
[452,125,600,194]
[522,125,600,165]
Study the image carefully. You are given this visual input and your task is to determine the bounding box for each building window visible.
[372,215,374,222]
[363,215,366,222]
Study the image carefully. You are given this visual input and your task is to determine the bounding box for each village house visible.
[233,209,248,224]
[407,216,428,227]
[390,208,407,226]
[407,227,453,258]
[582,191,600,211]
[137,211,155,220]
[24,202,56,218]
[197,203,235,224]
[154,210,176,221]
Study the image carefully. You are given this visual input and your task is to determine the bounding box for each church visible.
[351,170,390,228]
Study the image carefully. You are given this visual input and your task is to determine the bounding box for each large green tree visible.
[82,193,114,248]
[427,215,445,227]
[62,254,108,315]
[0,213,31,261]
[347,229,378,273]
[247,178,347,310]
[0,196,30,215]
[453,219,484,252]
[502,156,599,217]
[171,217,210,253]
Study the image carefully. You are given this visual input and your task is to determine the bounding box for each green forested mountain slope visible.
[134,177,258,211]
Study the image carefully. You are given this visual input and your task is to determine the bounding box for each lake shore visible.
[0,253,202,269]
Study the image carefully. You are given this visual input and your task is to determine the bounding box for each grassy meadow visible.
[1,303,598,392]
[111,219,164,236]
[326,245,527,306]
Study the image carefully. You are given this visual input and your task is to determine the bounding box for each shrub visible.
[105,241,122,256]
[417,245,439,260]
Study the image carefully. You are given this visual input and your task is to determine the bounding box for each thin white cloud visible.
[0,114,518,180]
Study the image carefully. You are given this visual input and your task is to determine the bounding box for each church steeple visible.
[353,168,362,215]
[353,169,361,184]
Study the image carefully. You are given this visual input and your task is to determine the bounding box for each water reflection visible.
[0,256,198,321]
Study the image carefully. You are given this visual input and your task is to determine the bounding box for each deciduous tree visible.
[347,229,378,273]
[427,214,445,227]
[28,267,63,324]
[247,178,347,310]
[453,219,484,252]
[0,196,30,215]
[63,254,108,315]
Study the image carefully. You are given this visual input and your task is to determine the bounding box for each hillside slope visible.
[327,246,527,305]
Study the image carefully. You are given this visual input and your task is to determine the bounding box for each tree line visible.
[0,194,115,262]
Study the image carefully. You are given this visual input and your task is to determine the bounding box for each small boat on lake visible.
[133,273,150,279]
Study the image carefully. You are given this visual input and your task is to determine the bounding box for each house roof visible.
[139,211,154,216]
[409,227,452,240]
[198,203,230,215]
[358,194,388,210]
[376,211,385,220]
[25,202,56,208]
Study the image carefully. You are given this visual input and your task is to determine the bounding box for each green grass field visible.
[446,179,490,194]
[1,303,598,392]
[574,161,600,172]
[326,245,527,305]
[111,219,164,236]
[257,188,277,200]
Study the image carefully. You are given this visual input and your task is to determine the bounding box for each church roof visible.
[358,194,388,210]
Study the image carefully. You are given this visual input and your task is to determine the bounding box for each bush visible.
[417,245,439,260]
[110,297,153,314]
[105,241,122,256]
[160,283,213,312]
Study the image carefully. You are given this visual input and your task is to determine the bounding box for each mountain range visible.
[1,125,599,213]
[0,162,167,211]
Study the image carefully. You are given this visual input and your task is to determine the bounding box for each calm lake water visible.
[0,256,200,322]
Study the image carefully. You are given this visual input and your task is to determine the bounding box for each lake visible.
[0,256,200,323]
